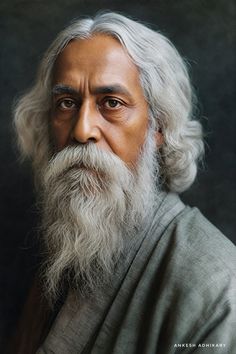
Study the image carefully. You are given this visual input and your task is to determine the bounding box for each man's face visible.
[50,34,150,166]
[41,35,162,300]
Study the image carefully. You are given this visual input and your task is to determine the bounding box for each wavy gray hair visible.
[13,11,204,193]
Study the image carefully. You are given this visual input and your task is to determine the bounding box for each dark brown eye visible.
[104,99,121,109]
[58,99,76,110]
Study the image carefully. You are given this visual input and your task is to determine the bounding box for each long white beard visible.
[39,130,159,304]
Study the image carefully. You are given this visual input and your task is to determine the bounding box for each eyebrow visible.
[93,84,132,98]
[51,83,132,98]
[52,84,79,96]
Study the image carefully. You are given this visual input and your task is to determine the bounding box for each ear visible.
[155,128,164,148]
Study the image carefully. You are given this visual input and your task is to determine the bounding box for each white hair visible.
[13,11,204,193]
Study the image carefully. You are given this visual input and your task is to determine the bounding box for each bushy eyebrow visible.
[93,85,132,98]
[51,83,132,99]
[52,84,79,96]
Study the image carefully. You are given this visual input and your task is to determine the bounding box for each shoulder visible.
[150,205,236,348]
[156,204,236,316]
[170,206,236,277]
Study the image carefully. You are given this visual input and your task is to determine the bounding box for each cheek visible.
[126,128,147,162]
[109,113,149,164]
[50,118,71,151]
[129,110,149,145]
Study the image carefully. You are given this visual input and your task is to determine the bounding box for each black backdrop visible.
[0,0,235,347]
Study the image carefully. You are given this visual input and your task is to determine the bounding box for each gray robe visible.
[37,192,236,353]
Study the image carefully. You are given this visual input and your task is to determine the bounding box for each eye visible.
[58,99,77,110]
[103,98,122,109]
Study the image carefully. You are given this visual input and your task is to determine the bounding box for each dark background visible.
[0,0,235,348]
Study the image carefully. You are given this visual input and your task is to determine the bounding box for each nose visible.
[71,102,102,144]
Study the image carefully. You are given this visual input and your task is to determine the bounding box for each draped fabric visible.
[36,192,236,354]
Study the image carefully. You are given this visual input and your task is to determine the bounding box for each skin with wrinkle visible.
[50,34,162,167]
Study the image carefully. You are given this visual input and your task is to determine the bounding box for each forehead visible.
[52,34,142,90]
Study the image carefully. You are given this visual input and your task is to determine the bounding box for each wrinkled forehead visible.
[51,34,142,91]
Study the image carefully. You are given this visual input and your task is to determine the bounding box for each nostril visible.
[71,137,97,145]
[70,136,97,146]
[88,137,97,143]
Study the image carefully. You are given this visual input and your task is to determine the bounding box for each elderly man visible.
[11,11,235,354]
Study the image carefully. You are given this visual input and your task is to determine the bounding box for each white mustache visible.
[43,143,133,186]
